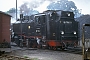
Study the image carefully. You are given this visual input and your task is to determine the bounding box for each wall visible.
[2,14,11,43]
[0,14,2,43]
[0,11,11,43]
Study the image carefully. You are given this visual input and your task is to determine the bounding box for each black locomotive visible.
[12,10,79,50]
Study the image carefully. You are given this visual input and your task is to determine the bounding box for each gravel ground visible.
[8,48,82,60]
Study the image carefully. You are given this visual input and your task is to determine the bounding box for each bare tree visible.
[47,0,81,17]
[6,8,16,18]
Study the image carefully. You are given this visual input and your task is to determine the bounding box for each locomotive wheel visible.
[32,45,35,48]
[53,47,57,50]
[61,46,65,50]
[48,46,51,49]
[37,45,40,49]
[62,48,65,50]
[42,45,47,49]
[48,46,53,50]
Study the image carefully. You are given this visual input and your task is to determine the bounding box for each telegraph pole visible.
[16,0,23,47]
[16,0,17,20]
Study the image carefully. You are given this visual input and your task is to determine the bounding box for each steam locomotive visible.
[12,10,79,50]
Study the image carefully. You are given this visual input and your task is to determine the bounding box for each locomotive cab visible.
[34,13,47,38]
[34,13,47,48]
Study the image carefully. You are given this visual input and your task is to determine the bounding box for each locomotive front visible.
[57,11,79,48]
[43,10,79,50]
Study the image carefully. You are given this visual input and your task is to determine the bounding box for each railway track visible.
[63,49,82,55]
[67,48,82,55]
[45,47,82,55]
[58,47,82,55]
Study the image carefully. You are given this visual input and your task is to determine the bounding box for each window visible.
[35,16,41,24]
[36,30,40,32]
[50,12,59,20]
[63,21,72,24]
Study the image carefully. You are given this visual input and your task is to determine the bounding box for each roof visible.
[75,15,90,39]
[0,11,12,17]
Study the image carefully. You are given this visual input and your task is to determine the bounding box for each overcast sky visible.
[0,0,90,15]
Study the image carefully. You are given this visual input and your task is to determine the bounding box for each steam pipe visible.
[20,14,23,47]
